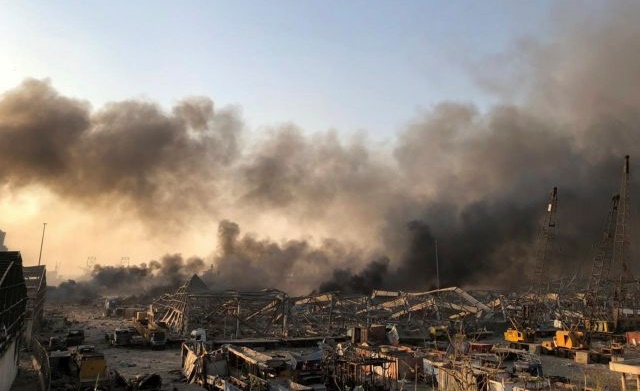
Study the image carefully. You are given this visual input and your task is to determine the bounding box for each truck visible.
[133,312,167,348]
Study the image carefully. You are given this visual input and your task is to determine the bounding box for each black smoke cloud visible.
[5,2,640,295]
[318,258,390,295]
[211,220,381,294]
[0,81,241,224]
[47,253,209,303]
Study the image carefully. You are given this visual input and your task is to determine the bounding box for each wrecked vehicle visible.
[133,312,168,348]
[50,345,108,390]
[66,329,86,347]
[110,328,135,347]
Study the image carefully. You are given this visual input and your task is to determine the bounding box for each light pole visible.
[37,223,47,266]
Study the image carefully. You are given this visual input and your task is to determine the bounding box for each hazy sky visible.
[0,0,552,140]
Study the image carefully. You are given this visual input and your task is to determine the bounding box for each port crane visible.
[584,194,619,336]
[611,155,633,329]
[545,156,632,353]
[504,187,558,347]
[545,193,621,354]
[533,186,559,299]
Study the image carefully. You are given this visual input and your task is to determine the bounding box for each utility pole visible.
[435,238,441,321]
[37,222,47,266]
[435,238,440,291]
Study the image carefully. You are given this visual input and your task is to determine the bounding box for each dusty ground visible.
[538,353,620,389]
[34,303,198,391]
[484,335,636,390]
[13,304,640,390]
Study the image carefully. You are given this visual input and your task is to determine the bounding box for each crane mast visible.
[503,187,559,346]
[533,187,559,298]
[611,155,632,327]
[588,195,620,299]
[584,194,619,333]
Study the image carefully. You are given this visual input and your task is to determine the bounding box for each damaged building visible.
[23,265,46,341]
[151,275,496,344]
[0,251,28,391]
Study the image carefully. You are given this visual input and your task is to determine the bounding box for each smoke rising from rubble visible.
[5,2,640,295]
[212,220,383,294]
[47,254,209,303]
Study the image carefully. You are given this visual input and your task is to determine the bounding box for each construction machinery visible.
[582,193,620,341]
[132,311,167,348]
[533,187,559,299]
[582,155,633,336]
[610,155,639,330]
[542,329,586,352]
[49,345,109,390]
[503,187,558,347]
[504,318,535,345]
[543,156,633,356]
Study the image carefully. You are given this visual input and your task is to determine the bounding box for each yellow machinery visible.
[504,328,535,344]
[504,316,535,345]
[541,330,585,352]
[586,319,613,334]
[71,345,108,388]
[554,330,585,350]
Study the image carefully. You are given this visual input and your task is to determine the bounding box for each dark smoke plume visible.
[47,254,209,303]
[317,258,390,295]
[6,2,640,295]
[209,220,381,294]
[0,81,241,224]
